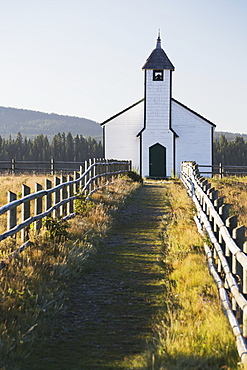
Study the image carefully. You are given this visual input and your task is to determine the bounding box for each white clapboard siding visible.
[103,101,143,173]
[172,100,213,176]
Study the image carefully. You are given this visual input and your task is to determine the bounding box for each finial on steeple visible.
[156,29,161,49]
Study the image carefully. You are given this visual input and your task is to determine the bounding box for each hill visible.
[214,131,247,141]
[0,106,102,141]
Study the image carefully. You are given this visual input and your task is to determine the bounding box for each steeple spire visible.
[156,29,161,49]
[142,31,174,70]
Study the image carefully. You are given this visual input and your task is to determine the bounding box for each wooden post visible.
[92,158,96,191]
[11,158,15,174]
[219,162,223,179]
[61,175,67,216]
[51,158,54,175]
[21,184,30,242]
[74,171,80,194]
[34,183,42,232]
[88,158,92,193]
[219,204,230,223]
[233,226,246,292]
[45,179,52,216]
[214,196,224,211]
[54,176,61,218]
[106,159,109,182]
[226,215,238,236]
[81,163,86,191]
[67,175,73,215]
[7,191,16,232]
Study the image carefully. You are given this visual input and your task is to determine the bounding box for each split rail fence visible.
[181,161,247,367]
[0,158,131,269]
[198,163,247,177]
[0,158,87,174]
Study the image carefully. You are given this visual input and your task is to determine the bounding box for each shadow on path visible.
[26,182,169,369]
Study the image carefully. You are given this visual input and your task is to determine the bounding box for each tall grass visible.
[154,180,239,369]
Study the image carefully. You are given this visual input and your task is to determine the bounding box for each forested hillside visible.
[0,132,103,162]
[214,131,247,141]
[213,134,247,165]
[0,107,102,140]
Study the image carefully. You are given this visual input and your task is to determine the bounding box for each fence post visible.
[74,171,80,194]
[219,163,223,179]
[92,158,96,191]
[7,191,16,232]
[67,175,74,215]
[61,175,67,216]
[21,184,30,243]
[51,158,54,175]
[11,159,15,174]
[219,204,231,223]
[45,179,52,216]
[233,226,246,292]
[34,183,43,232]
[81,163,86,191]
[54,176,61,218]
[129,160,132,171]
[106,159,109,182]
[88,159,93,193]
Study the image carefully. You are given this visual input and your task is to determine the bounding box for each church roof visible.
[101,98,216,128]
[142,34,175,70]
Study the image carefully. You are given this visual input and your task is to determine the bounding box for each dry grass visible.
[154,180,239,369]
[211,176,247,229]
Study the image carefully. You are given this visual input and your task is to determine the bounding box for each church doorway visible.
[149,143,166,177]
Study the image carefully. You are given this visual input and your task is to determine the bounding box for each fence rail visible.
[0,158,87,174]
[198,163,247,177]
[0,158,131,268]
[181,161,247,367]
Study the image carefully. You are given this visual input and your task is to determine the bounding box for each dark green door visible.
[149,143,166,177]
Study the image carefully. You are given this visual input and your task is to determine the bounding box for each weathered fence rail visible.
[198,163,247,177]
[181,161,247,367]
[0,158,131,268]
[0,158,87,174]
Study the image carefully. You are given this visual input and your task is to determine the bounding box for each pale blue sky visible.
[0,0,247,133]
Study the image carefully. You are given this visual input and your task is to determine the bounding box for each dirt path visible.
[26,182,169,369]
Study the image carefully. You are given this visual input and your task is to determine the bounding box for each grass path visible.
[26,181,169,369]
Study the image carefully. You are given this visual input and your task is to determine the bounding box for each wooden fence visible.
[0,158,131,269]
[0,158,87,174]
[181,161,247,367]
[198,163,247,178]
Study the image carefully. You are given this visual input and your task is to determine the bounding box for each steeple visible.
[156,30,161,49]
[142,31,174,70]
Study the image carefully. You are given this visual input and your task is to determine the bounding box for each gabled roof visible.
[101,99,144,126]
[142,35,174,70]
[101,97,216,128]
[172,98,216,127]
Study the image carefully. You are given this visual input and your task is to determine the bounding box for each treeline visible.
[0,132,103,161]
[214,135,247,165]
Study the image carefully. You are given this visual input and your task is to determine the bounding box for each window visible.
[153,70,163,81]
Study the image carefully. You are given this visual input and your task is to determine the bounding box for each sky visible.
[0,0,247,133]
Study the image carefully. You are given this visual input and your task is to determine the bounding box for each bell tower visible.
[141,32,175,177]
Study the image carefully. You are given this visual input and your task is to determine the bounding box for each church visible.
[101,33,216,177]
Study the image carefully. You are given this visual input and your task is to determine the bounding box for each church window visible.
[153,70,163,81]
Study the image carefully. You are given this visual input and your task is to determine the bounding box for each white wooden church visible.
[101,33,216,177]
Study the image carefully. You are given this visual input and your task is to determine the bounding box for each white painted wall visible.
[142,69,174,177]
[103,101,143,172]
[172,100,213,176]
